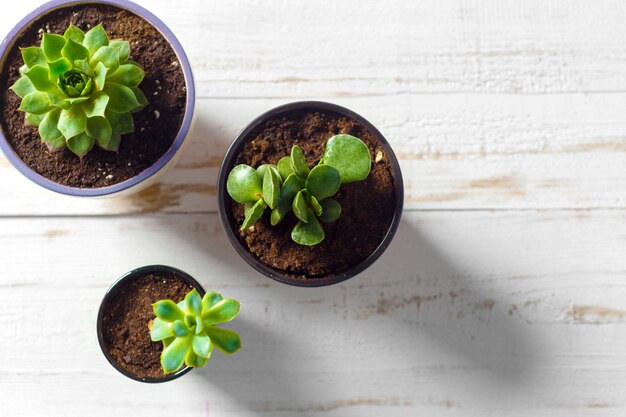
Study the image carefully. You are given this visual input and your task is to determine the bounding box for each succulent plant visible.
[150,289,241,374]
[227,134,371,246]
[10,24,148,158]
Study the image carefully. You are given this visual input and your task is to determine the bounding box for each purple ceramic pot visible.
[0,0,195,197]
[217,101,404,287]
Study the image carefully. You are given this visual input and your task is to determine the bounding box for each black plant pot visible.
[97,265,205,383]
[217,101,404,287]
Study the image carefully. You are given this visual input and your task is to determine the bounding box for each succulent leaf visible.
[184,289,203,316]
[204,326,242,354]
[319,198,342,223]
[150,318,174,341]
[202,298,241,325]
[322,134,371,183]
[192,334,212,358]
[290,145,310,179]
[271,173,303,225]
[153,300,185,323]
[310,195,323,217]
[201,291,224,311]
[11,23,147,157]
[227,164,263,203]
[277,155,294,180]
[292,190,308,223]
[291,209,325,246]
[262,167,281,209]
[161,336,191,374]
[241,198,267,230]
[306,164,341,201]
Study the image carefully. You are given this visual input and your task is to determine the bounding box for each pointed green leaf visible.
[10,76,35,98]
[18,91,50,115]
[153,299,185,322]
[20,47,46,68]
[25,113,44,127]
[202,298,241,325]
[103,82,139,113]
[204,326,242,354]
[195,316,204,334]
[86,116,112,148]
[184,289,202,316]
[63,24,85,43]
[290,145,310,178]
[241,199,266,230]
[47,90,71,110]
[48,58,72,79]
[185,349,209,368]
[43,135,66,152]
[73,59,95,77]
[201,291,224,312]
[227,164,263,203]
[130,87,148,112]
[192,334,212,358]
[277,156,294,181]
[58,106,86,139]
[39,108,62,141]
[84,24,109,56]
[271,173,303,226]
[24,65,55,91]
[61,38,89,61]
[82,92,109,118]
[150,318,173,341]
[96,133,120,152]
[109,40,130,62]
[62,97,89,106]
[160,336,190,374]
[291,209,325,246]
[306,164,341,201]
[262,167,281,209]
[172,320,190,337]
[108,64,144,87]
[90,46,119,73]
[94,62,108,91]
[323,134,372,183]
[66,132,94,158]
[292,190,308,223]
[106,110,134,135]
[319,198,342,223]
[41,33,66,61]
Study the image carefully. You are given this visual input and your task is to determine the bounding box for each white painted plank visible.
[0,94,625,215]
[4,0,626,98]
[1,210,625,416]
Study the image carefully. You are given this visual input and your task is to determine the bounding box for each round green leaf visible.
[66,132,94,158]
[202,298,241,325]
[323,134,372,183]
[290,145,310,179]
[256,164,279,179]
[291,210,325,246]
[150,318,173,342]
[305,164,340,201]
[319,198,342,223]
[192,334,213,358]
[185,349,209,368]
[204,326,242,354]
[19,91,51,115]
[172,320,190,337]
[107,64,144,87]
[241,199,266,230]
[84,24,109,56]
[262,167,281,209]
[227,164,263,203]
[184,289,202,316]
[292,190,308,223]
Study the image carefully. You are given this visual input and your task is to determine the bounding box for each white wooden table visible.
[1,1,626,415]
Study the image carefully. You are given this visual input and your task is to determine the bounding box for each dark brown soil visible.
[228,110,396,279]
[101,272,193,379]
[0,4,185,188]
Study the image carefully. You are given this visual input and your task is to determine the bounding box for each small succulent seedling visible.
[150,289,241,374]
[10,24,148,158]
[227,134,371,246]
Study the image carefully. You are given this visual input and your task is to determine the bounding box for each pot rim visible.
[0,0,195,197]
[96,264,205,383]
[217,101,404,287]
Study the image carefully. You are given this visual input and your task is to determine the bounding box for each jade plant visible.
[10,24,148,158]
[150,289,242,374]
[227,134,371,245]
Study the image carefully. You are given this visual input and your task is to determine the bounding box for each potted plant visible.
[97,265,242,383]
[217,101,404,287]
[0,0,195,197]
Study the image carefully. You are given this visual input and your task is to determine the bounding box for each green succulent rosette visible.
[151,289,242,374]
[10,24,148,158]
